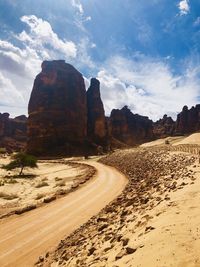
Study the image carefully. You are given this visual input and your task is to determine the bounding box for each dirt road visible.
[0,161,127,267]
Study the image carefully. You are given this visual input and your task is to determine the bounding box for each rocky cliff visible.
[87,78,108,151]
[0,113,27,152]
[27,60,87,156]
[110,106,154,146]
[4,60,200,155]
[174,105,200,135]
[153,115,175,138]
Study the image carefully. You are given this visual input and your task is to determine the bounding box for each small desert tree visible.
[3,152,38,176]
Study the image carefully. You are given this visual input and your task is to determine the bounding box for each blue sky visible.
[0,0,200,120]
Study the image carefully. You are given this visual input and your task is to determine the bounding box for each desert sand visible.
[140,136,184,147]
[2,136,200,267]
[0,157,95,218]
[173,133,200,146]
[39,147,200,267]
[0,161,127,267]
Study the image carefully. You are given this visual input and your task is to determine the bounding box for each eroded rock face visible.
[0,113,27,152]
[27,60,87,156]
[153,115,175,138]
[87,78,108,150]
[175,105,200,135]
[110,106,154,146]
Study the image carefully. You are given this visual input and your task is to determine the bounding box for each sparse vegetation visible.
[56,180,66,187]
[5,178,17,184]
[0,178,18,186]
[35,193,45,200]
[165,139,170,145]
[35,181,49,188]
[3,152,38,176]
[0,192,18,200]
[55,177,62,181]
[0,147,6,154]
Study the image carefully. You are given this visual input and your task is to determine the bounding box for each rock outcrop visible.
[153,115,175,138]
[175,105,200,135]
[110,106,154,146]
[0,113,27,152]
[87,78,108,150]
[27,60,87,156]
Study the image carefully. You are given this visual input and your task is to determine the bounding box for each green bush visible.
[3,152,38,176]
[0,148,6,154]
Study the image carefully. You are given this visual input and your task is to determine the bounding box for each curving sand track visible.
[0,161,127,267]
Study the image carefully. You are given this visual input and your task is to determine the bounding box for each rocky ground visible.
[38,147,198,267]
[0,157,96,219]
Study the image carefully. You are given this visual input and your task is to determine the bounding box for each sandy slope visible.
[113,157,200,267]
[0,158,88,217]
[0,161,127,267]
[173,133,200,146]
[140,136,184,147]
[44,149,198,267]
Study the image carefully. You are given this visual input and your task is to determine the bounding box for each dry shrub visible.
[35,181,49,188]
[0,192,18,200]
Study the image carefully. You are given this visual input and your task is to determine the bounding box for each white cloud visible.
[71,0,84,15]
[194,17,200,26]
[0,72,24,106]
[0,15,96,117]
[70,0,92,33]
[178,0,190,15]
[19,15,77,58]
[0,15,80,116]
[96,55,200,121]
[0,40,41,115]
[76,38,95,69]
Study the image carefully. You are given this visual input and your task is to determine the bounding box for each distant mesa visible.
[110,106,154,146]
[175,104,200,135]
[0,112,27,152]
[1,60,200,155]
[153,105,200,138]
[153,114,175,138]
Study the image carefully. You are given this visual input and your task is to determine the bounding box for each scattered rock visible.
[145,226,155,232]
[126,247,137,254]
[43,196,56,203]
[15,204,36,215]
[88,247,96,256]
[122,238,129,246]
[115,250,126,260]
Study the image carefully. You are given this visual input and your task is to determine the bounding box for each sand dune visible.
[173,133,200,146]
[140,136,184,147]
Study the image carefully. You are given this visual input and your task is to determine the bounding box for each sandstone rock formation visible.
[27,60,87,156]
[87,78,108,150]
[175,105,200,135]
[153,114,175,138]
[110,106,154,146]
[0,113,27,152]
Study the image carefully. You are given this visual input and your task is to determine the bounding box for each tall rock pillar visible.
[27,60,87,156]
[87,78,108,150]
